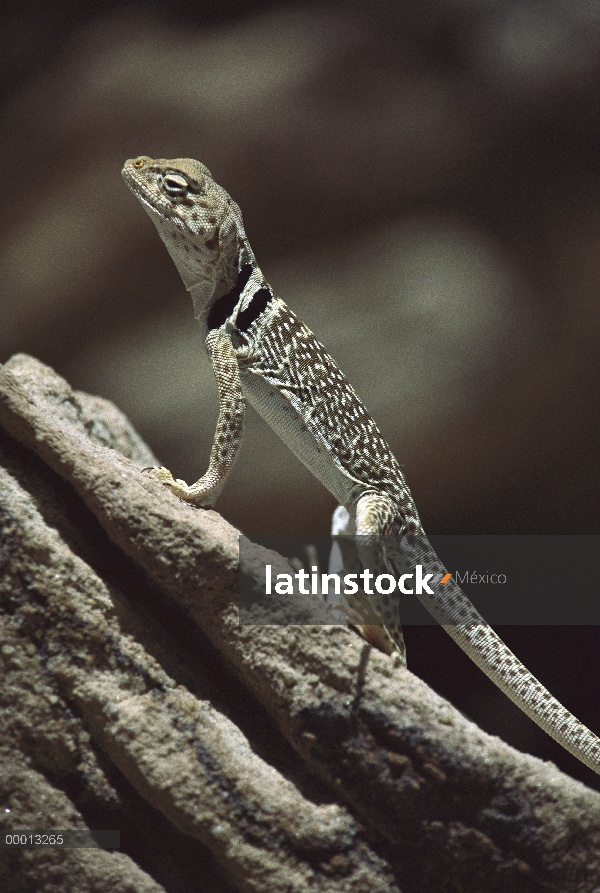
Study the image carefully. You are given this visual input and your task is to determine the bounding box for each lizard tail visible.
[392,536,600,776]
[440,603,600,775]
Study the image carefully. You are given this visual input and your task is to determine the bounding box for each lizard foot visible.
[142,466,187,488]
[141,466,216,507]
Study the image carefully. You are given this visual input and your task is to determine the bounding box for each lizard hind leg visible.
[331,495,407,664]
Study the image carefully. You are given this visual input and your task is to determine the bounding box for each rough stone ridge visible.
[1,354,600,892]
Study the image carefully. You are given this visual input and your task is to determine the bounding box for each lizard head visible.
[122,156,254,318]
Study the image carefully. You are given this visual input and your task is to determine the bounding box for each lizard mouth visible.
[122,161,176,219]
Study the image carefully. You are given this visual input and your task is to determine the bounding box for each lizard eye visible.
[160,172,190,197]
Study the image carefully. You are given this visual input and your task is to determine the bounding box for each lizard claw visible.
[142,466,179,486]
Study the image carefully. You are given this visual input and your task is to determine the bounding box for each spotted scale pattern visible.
[235,299,417,661]
[242,300,420,528]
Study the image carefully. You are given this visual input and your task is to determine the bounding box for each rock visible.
[1,354,599,892]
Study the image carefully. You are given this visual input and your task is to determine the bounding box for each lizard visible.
[122,155,600,777]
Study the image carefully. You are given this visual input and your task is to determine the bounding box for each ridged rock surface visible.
[1,354,599,893]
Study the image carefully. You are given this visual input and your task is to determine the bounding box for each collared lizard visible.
[122,155,600,777]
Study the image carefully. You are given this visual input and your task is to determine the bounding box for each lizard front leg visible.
[144,329,245,506]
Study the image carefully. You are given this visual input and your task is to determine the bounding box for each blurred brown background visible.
[3,0,600,787]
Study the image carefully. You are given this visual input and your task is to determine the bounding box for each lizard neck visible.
[189,230,257,320]
[193,262,262,338]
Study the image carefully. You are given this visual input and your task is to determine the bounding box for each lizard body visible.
[122,155,600,777]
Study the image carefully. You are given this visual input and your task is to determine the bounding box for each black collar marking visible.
[207,264,253,330]
[236,288,272,333]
